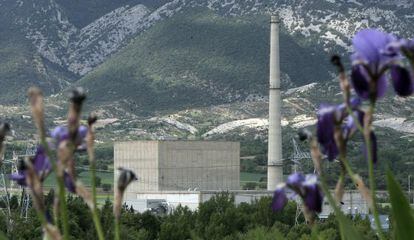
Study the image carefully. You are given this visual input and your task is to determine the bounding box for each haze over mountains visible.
[1,0,414,141]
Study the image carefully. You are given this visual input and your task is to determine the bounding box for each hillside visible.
[76,9,331,114]
[0,2,75,103]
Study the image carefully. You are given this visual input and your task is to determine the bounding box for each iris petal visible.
[391,66,414,97]
[271,186,288,212]
[316,104,340,161]
[344,110,364,139]
[51,126,69,143]
[376,74,388,99]
[33,146,51,180]
[10,173,26,186]
[323,141,339,161]
[303,184,323,213]
[51,125,88,146]
[351,66,387,100]
[316,105,335,144]
[351,66,370,99]
[286,173,305,190]
[64,172,76,193]
[353,29,396,65]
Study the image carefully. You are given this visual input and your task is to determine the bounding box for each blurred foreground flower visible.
[272,173,323,219]
[114,168,137,240]
[316,98,363,161]
[114,168,137,218]
[10,146,51,186]
[51,125,88,149]
[351,29,414,99]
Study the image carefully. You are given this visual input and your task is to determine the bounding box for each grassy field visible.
[240,172,265,183]
[43,170,113,188]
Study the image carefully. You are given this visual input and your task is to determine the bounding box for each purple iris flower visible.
[50,125,87,147]
[351,29,414,98]
[10,146,51,186]
[316,104,338,161]
[351,65,388,100]
[302,175,323,212]
[316,99,364,161]
[352,29,397,67]
[272,173,323,213]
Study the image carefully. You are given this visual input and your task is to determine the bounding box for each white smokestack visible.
[267,15,283,191]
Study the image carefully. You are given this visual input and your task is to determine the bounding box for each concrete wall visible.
[158,141,240,191]
[114,141,240,193]
[114,141,159,194]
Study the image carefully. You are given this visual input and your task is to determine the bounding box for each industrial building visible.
[114,140,240,200]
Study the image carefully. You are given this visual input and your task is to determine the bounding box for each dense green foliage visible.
[0,192,379,239]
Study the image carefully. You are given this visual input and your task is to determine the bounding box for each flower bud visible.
[117,168,137,193]
[331,55,344,72]
[69,87,86,105]
[298,128,312,142]
[87,113,98,126]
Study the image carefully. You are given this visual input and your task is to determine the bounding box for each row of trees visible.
[0,192,378,240]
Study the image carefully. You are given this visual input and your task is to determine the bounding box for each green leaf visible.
[336,212,365,240]
[311,226,320,240]
[319,176,365,240]
[0,231,7,240]
[387,169,414,240]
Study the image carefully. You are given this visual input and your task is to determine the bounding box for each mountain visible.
[1,0,414,139]
[76,9,332,114]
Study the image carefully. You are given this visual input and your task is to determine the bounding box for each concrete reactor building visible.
[114,141,240,200]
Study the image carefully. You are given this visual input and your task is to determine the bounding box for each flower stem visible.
[39,136,69,240]
[345,106,364,133]
[115,217,120,240]
[90,160,105,240]
[365,101,385,240]
[319,173,345,240]
[57,176,69,240]
[86,120,105,240]
[334,126,360,191]
[341,157,359,185]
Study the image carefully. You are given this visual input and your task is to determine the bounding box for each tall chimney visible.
[267,15,283,191]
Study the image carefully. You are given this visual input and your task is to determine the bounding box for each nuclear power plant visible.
[113,15,372,217]
[114,15,284,212]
